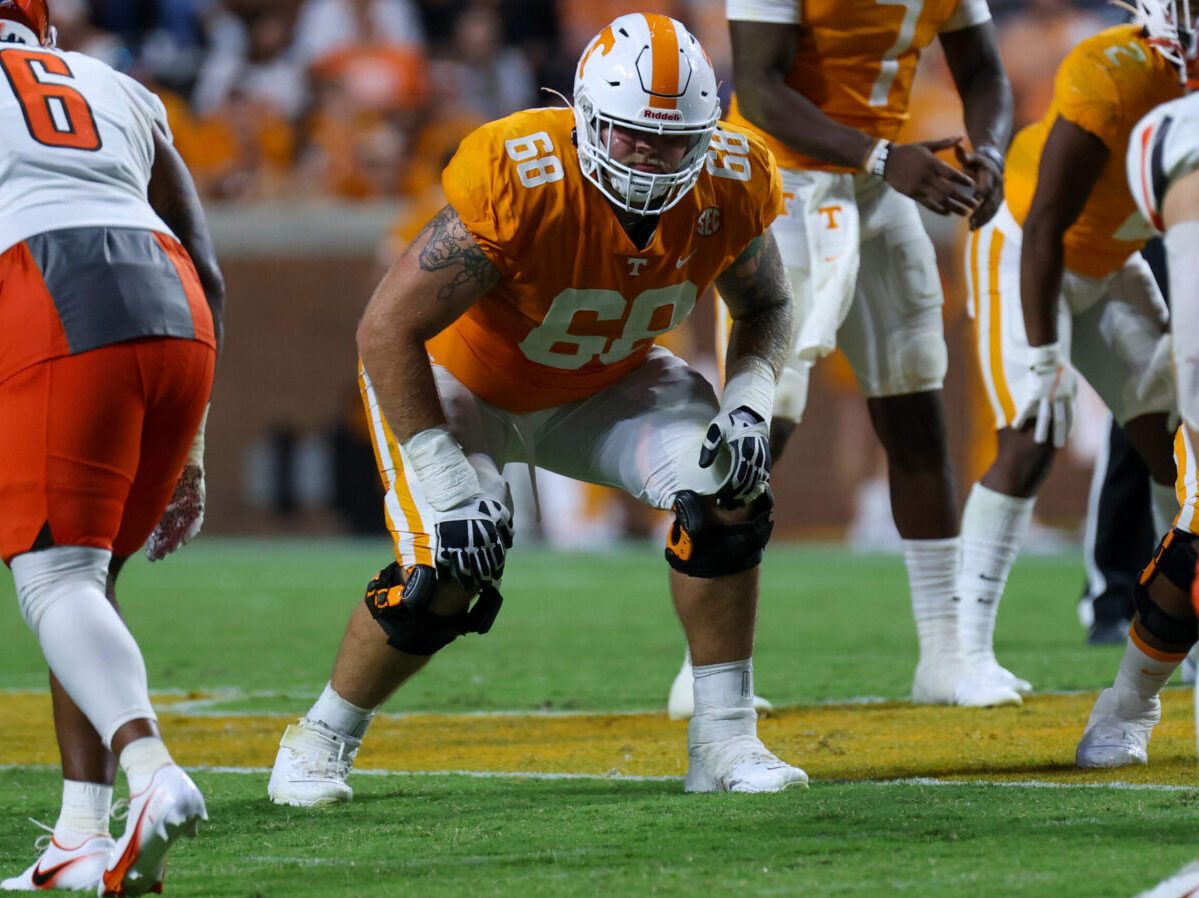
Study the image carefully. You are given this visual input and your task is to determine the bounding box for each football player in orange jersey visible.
[267,13,809,802]
[1071,26,1199,777]
[674,0,1019,712]
[963,1,1190,723]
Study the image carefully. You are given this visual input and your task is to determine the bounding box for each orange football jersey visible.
[1004,24,1183,278]
[427,107,783,413]
[726,0,985,172]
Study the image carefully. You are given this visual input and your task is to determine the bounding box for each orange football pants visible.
[0,338,215,563]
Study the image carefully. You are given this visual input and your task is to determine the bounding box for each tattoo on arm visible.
[413,206,501,301]
[715,233,794,373]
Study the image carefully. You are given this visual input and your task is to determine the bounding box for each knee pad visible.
[11,545,110,632]
[664,489,774,578]
[364,562,502,656]
[1133,529,1199,645]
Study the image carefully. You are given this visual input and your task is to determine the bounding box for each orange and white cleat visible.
[1,827,113,892]
[100,766,206,897]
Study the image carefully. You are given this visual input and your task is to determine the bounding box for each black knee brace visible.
[664,488,774,578]
[364,562,503,656]
[1133,529,1199,646]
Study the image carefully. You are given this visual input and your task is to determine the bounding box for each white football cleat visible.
[911,659,1021,707]
[101,764,206,896]
[685,729,808,793]
[667,656,775,721]
[1076,687,1160,768]
[1133,858,1199,897]
[268,718,359,807]
[979,659,1033,695]
[1,827,113,892]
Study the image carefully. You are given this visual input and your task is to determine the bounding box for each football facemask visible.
[1116,0,1196,77]
[572,13,720,215]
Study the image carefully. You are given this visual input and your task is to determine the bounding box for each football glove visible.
[146,463,205,561]
[434,495,514,592]
[698,405,772,509]
[1012,342,1073,448]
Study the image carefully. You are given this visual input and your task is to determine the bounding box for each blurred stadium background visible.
[64,0,1134,545]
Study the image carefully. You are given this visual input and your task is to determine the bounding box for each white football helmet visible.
[573,13,720,214]
[1117,0,1196,75]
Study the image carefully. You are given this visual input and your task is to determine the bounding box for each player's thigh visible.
[358,363,512,567]
[772,169,860,357]
[534,347,723,510]
[1068,255,1172,426]
[0,347,152,563]
[1175,427,1199,536]
[963,203,1075,429]
[838,186,946,398]
[112,339,216,556]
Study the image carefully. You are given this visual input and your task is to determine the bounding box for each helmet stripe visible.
[644,14,681,109]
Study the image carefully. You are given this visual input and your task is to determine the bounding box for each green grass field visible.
[1,539,1196,897]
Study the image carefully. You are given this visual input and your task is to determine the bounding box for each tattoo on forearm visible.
[717,234,793,371]
[414,206,501,300]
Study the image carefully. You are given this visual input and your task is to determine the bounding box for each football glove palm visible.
[434,495,514,592]
[699,405,771,509]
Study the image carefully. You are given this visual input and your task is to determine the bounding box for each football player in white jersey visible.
[0,0,224,892]
[1072,56,1199,785]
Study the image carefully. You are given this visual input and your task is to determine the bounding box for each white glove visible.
[433,494,513,591]
[146,463,205,561]
[1012,342,1073,447]
[699,406,771,508]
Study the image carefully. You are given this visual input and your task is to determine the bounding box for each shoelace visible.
[26,817,54,854]
[109,797,130,824]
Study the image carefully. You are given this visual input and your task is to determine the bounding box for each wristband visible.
[861,139,891,178]
[400,426,481,512]
[721,357,776,422]
[186,405,208,467]
[975,144,1005,174]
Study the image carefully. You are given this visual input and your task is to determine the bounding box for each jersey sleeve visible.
[721,128,784,260]
[441,121,524,280]
[112,68,173,144]
[941,0,992,33]
[1054,45,1124,147]
[725,0,800,24]
[1127,96,1199,232]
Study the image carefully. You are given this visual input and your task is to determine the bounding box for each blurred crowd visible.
[59,0,1126,206]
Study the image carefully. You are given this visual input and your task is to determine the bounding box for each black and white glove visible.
[434,495,514,592]
[1012,342,1073,448]
[699,405,772,509]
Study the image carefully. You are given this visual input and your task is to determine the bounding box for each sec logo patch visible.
[697,206,721,236]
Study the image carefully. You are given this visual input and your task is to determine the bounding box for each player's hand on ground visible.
[885,137,978,217]
[955,143,1004,229]
[699,406,771,509]
[1012,342,1073,448]
[146,463,205,561]
[434,495,513,591]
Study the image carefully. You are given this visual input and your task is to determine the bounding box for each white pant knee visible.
[11,546,156,747]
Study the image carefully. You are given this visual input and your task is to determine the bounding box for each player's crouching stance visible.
[268,13,807,803]
[0,0,221,892]
[1076,66,1199,771]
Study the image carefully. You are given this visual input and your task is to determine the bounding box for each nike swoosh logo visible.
[31,852,106,888]
[676,250,698,268]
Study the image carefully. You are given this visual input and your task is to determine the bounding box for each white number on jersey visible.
[870,0,924,106]
[504,131,564,188]
[705,130,752,181]
[518,284,699,369]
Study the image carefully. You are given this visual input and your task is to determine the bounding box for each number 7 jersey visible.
[427,107,783,413]
[0,43,173,255]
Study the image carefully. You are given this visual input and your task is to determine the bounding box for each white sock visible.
[308,682,374,740]
[55,780,112,840]
[118,737,174,795]
[958,485,1035,666]
[1151,479,1181,538]
[691,659,755,741]
[12,547,157,746]
[903,537,963,665]
[1113,634,1186,705]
